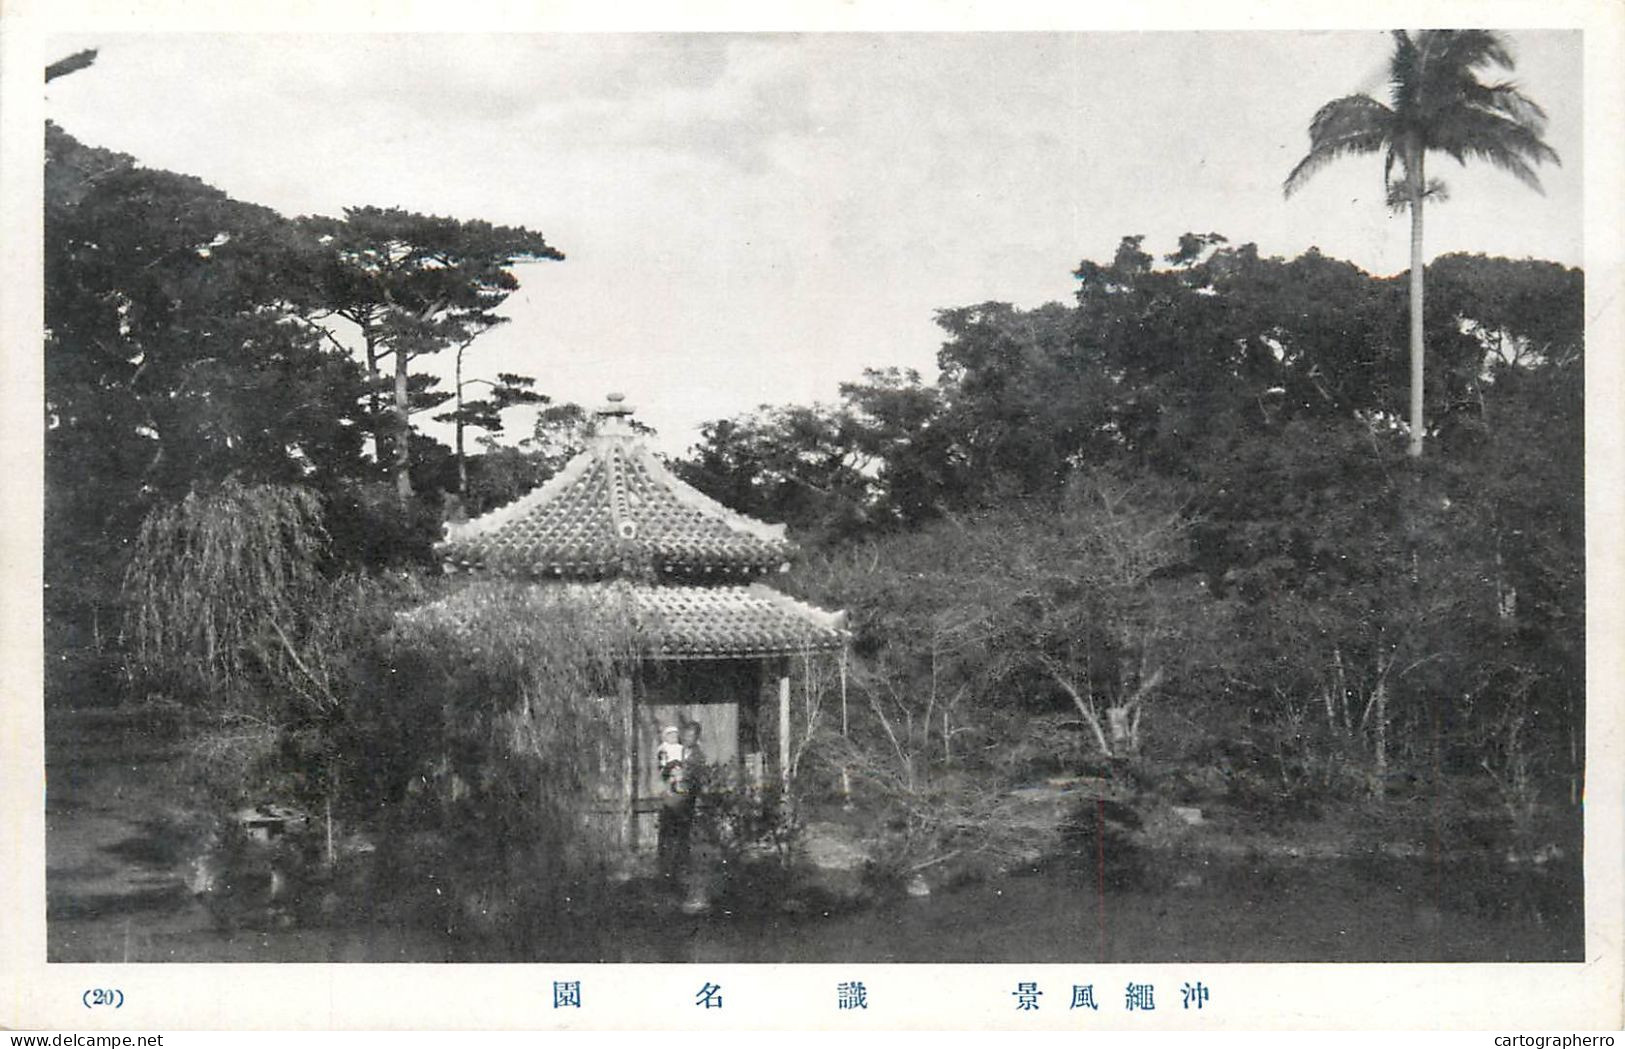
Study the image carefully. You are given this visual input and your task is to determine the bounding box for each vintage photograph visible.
[37,27,1588,973]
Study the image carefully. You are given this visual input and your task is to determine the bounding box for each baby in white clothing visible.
[656,725,685,779]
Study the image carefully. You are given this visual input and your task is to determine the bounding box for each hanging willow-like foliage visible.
[123,480,338,708]
[366,580,652,941]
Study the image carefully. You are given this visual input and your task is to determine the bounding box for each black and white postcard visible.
[3,0,1621,1034]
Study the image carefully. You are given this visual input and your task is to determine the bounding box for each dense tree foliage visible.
[298,206,564,504]
[43,120,574,701]
[45,124,371,695]
[702,232,1583,819]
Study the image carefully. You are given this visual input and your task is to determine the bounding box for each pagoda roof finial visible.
[595,392,636,436]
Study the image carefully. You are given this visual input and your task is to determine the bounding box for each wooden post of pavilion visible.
[778,656,792,796]
[619,672,637,850]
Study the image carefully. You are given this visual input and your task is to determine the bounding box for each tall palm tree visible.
[1284,30,1559,458]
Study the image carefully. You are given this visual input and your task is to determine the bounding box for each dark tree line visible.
[44,120,579,700]
[681,235,1580,545]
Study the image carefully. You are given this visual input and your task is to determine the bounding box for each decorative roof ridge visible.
[437,440,602,547]
[604,442,638,541]
[627,443,790,547]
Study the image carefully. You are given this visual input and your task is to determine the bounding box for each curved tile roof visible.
[437,395,797,578]
[401,581,849,660]
[629,583,849,659]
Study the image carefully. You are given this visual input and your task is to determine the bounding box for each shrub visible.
[341,579,646,950]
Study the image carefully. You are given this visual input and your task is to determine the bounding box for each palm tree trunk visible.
[1408,149,1426,459]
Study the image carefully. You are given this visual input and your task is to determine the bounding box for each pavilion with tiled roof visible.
[434,393,848,849]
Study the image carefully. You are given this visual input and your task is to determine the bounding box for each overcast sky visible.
[43,30,1584,453]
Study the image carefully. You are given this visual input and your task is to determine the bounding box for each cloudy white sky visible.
[42,29,1585,453]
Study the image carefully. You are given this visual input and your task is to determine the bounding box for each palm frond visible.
[1386,177,1448,212]
[1402,32,1521,124]
[1388,31,1422,112]
[1306,94,1395,144]
[1429,106,1562,189]
[1464,79,1550,129]
[1461,142,1558,192]
[1430,101,1557,157]
[1283,95,1394,197]
[1433,29,1517,76]
[1382,147,1415,203]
